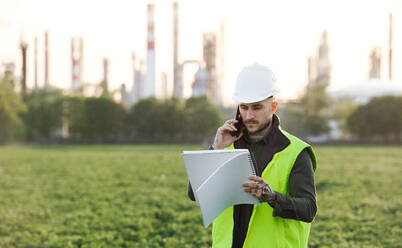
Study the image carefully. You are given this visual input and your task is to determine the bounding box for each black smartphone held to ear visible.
[230,106,245,137]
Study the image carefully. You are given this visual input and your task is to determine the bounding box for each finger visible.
[248,175,259,180]
[242,182,256,187]
[248,176,261,182]
[234,132,244,141]
[227,125,237,131]
[225,119,236,125]
[222,124,237,132]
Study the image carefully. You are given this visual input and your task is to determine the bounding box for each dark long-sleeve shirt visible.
[187,114,317,248]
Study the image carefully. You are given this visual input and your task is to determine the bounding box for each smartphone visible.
[230,106,245,137]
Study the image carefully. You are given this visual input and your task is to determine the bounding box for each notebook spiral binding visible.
[248,152,257,176]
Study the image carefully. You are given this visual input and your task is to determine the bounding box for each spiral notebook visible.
[182,149,261,228]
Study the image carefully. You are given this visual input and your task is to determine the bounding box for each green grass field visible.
[0,145,401,247]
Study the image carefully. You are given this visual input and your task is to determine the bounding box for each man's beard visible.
[245,117,272,136]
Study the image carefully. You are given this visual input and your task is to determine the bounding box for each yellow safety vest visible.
[212,129,317,248]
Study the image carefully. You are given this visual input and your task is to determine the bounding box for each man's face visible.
[239,97,278,135]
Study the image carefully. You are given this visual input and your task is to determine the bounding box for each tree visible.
[331,97,358,139]
[278,100,307,137]
[62,96,86,141]
[126,96,222,143]
[347,96,402,142]
[300,83,332,136]
[0,71,26,144]
[279,83,332,138]
[23,87,64,142]
[185,96,222,143]
[127,97,187,143]
[78,97,126,143]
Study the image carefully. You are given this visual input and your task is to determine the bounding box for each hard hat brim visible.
[232,89,280,104]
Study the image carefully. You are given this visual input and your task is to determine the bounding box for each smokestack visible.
[131,52,136,103]
[161,72,168,99]
[71,37,84,93]
[80,38,84,87]
[388,13,393,81]
[369,48,381,80]
[131,52,141,103]
[203,32,217,102]
[307,56,313,84]
[144,4,156,98]
[103,57,109,94]
[218,21,225,104]
[121,83,129,108]
[173,2,182,98]
[34,36,38,89]
[44,31,49,87]
[20,41,28,99]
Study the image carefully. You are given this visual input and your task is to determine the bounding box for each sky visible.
[1,0,401,105]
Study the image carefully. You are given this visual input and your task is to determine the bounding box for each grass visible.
[0,145,401,247]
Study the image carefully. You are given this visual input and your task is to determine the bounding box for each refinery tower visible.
[143,4,156,98]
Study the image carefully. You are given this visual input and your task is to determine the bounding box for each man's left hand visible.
[243,176,275,202]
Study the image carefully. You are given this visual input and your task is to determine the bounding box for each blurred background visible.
[1,0,402,144]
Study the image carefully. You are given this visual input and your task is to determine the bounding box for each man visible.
[187,63,317,248]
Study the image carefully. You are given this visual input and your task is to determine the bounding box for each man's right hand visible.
[212,119,244,149]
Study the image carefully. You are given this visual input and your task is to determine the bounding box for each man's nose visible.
[246,110,254,120]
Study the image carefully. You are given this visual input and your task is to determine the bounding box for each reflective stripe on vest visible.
[212,130,317,248]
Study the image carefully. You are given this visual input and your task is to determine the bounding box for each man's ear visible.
[272,101,278,114]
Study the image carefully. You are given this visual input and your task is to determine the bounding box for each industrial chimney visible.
[144,4,156,98]
[34,36,38,89]
[20,40,28,99]
[71,37,84,93]
[388,13,393,81]
[44,31,49,87]
[173,2,182,99]
[102,57,109,95]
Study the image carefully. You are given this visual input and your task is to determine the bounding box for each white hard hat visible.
[232,63,280,103]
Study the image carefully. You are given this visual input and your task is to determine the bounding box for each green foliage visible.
[126,96,222,143]
[0,145,401,247]
[279,83,332,138]
[0,71,26,144]
[300,83,332,136]
[23,93,126,143]
[127,97,185,142]
[278,100,306,137]
[184,96,223,143]
[62,96,86,141]
[23,88,64,141]
[347,96,402,141]
[74,97,127,143]
[1,77,223,144]
[331,97,358,139]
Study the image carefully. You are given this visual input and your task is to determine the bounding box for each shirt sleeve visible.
[268,148,317,222]
[187,181,196,201]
